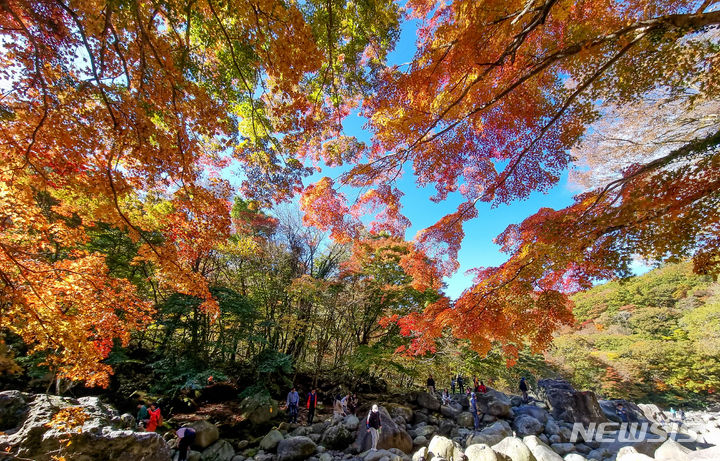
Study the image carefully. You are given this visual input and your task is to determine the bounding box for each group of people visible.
[137,401,195,461]
[284,387,359,425]
[430,374,533,432]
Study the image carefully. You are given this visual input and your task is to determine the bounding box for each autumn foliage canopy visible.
[2,0,720,384]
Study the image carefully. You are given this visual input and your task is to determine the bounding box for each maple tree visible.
[0,0,399,386]
[299,0,720,361]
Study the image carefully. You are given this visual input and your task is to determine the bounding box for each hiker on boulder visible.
[145,402,163,432]
[441,388,451,405]
[470,392,480,431]
[365,404,382,452]
[519,377,528,403]
[176,427,196,461]
[426,374,435,394]
[451,376,456,394]
[477,380,487,393]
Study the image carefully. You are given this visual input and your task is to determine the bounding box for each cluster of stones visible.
[1,378,720,461]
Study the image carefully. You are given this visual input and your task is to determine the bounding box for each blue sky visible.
[334,18,577,299]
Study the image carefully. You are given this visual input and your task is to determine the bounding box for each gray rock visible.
[259,429,284,451]
[548,435,561,444]
[345,414,360,431]
[230,455,245,461]
[511,396,524,407]
[191,420,220,449]
[654,438,691,461]
[513,415,544,437]
[0,391,28,431]
[523,435,564,461]
[201,440,235,461]
[550,443,574,456]
[544,419,560,436]
[616,446,654,461]
[321,423,354,450]
[465,443,498,461]
[413,447,428,461]
[586,447,609,460]
[563,455,587,461]
[277,436,317,461]
[440,405,461,419]
[457,412,474,428]
[238,394,279,426]
[514,406,550,425]
[475,390,512,418]
[415,425,438,438]
[418,392,442,411]
[491,436,535,461]
[535,380,607,425]
[574,444,591,455]
[413,435,428,446]
[598,400,649,424]
[466,420,513,447]
[387,404,415,423]
[188,451,202,461]
[427,435,455,459]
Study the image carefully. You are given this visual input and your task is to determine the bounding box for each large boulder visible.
[238,394,278,426]
[476,390,512,418]
[427,435,455,459]
[352,406,413,453]
[513,415,544,437]
[387,404,415,423]
[492,436,536,461]
[636,403,664,423]
[514,406,550,425]
[440,404,462,419]
[465,443,499,461]
[457,411,475,427]
[417,392,441,411]
[654,438,691,461]
[321,423,354,449]
[0,391,171,461]
[522,435,563,461]
[466,420,513,447]
[598,400,649,423]
[276,436,317,461]
[536,380,607,424]
[427,435,464,460]
[259,429,284,451]
[201,440,235,461]
[190,420,220,449]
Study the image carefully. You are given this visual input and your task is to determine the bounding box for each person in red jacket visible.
[478,381,487,393]
[145,402,163,432]
[306,389,318,425]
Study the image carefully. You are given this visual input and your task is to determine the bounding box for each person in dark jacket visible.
[426,374,436,394]
[616,403,628,423]
[469,392,480,431]
[457,375,464,395]
[519,377,528,403]
[365,404,382,451]
[306,389,318,425]
[176,427,196,461]
[137,403,149,429]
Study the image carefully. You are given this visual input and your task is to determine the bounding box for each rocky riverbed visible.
[1,379,719,461]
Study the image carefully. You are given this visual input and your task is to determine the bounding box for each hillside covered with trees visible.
[547,262,720,407]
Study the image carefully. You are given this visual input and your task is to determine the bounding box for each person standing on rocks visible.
[145,402,163,432]
[616,403,628,423]
[519,377,528,403]
[426,374,436,394]
[457,374,464,394]
[478,381,487,393]
[306,388,318,425]
[365,404,382,452]
[451,376,456,394]
[349,393,358,414]
[286,387,300,423]
[470,392,480,431]
[136,403,149,429]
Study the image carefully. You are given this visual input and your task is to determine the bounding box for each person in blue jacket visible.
[286,387,300,423]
